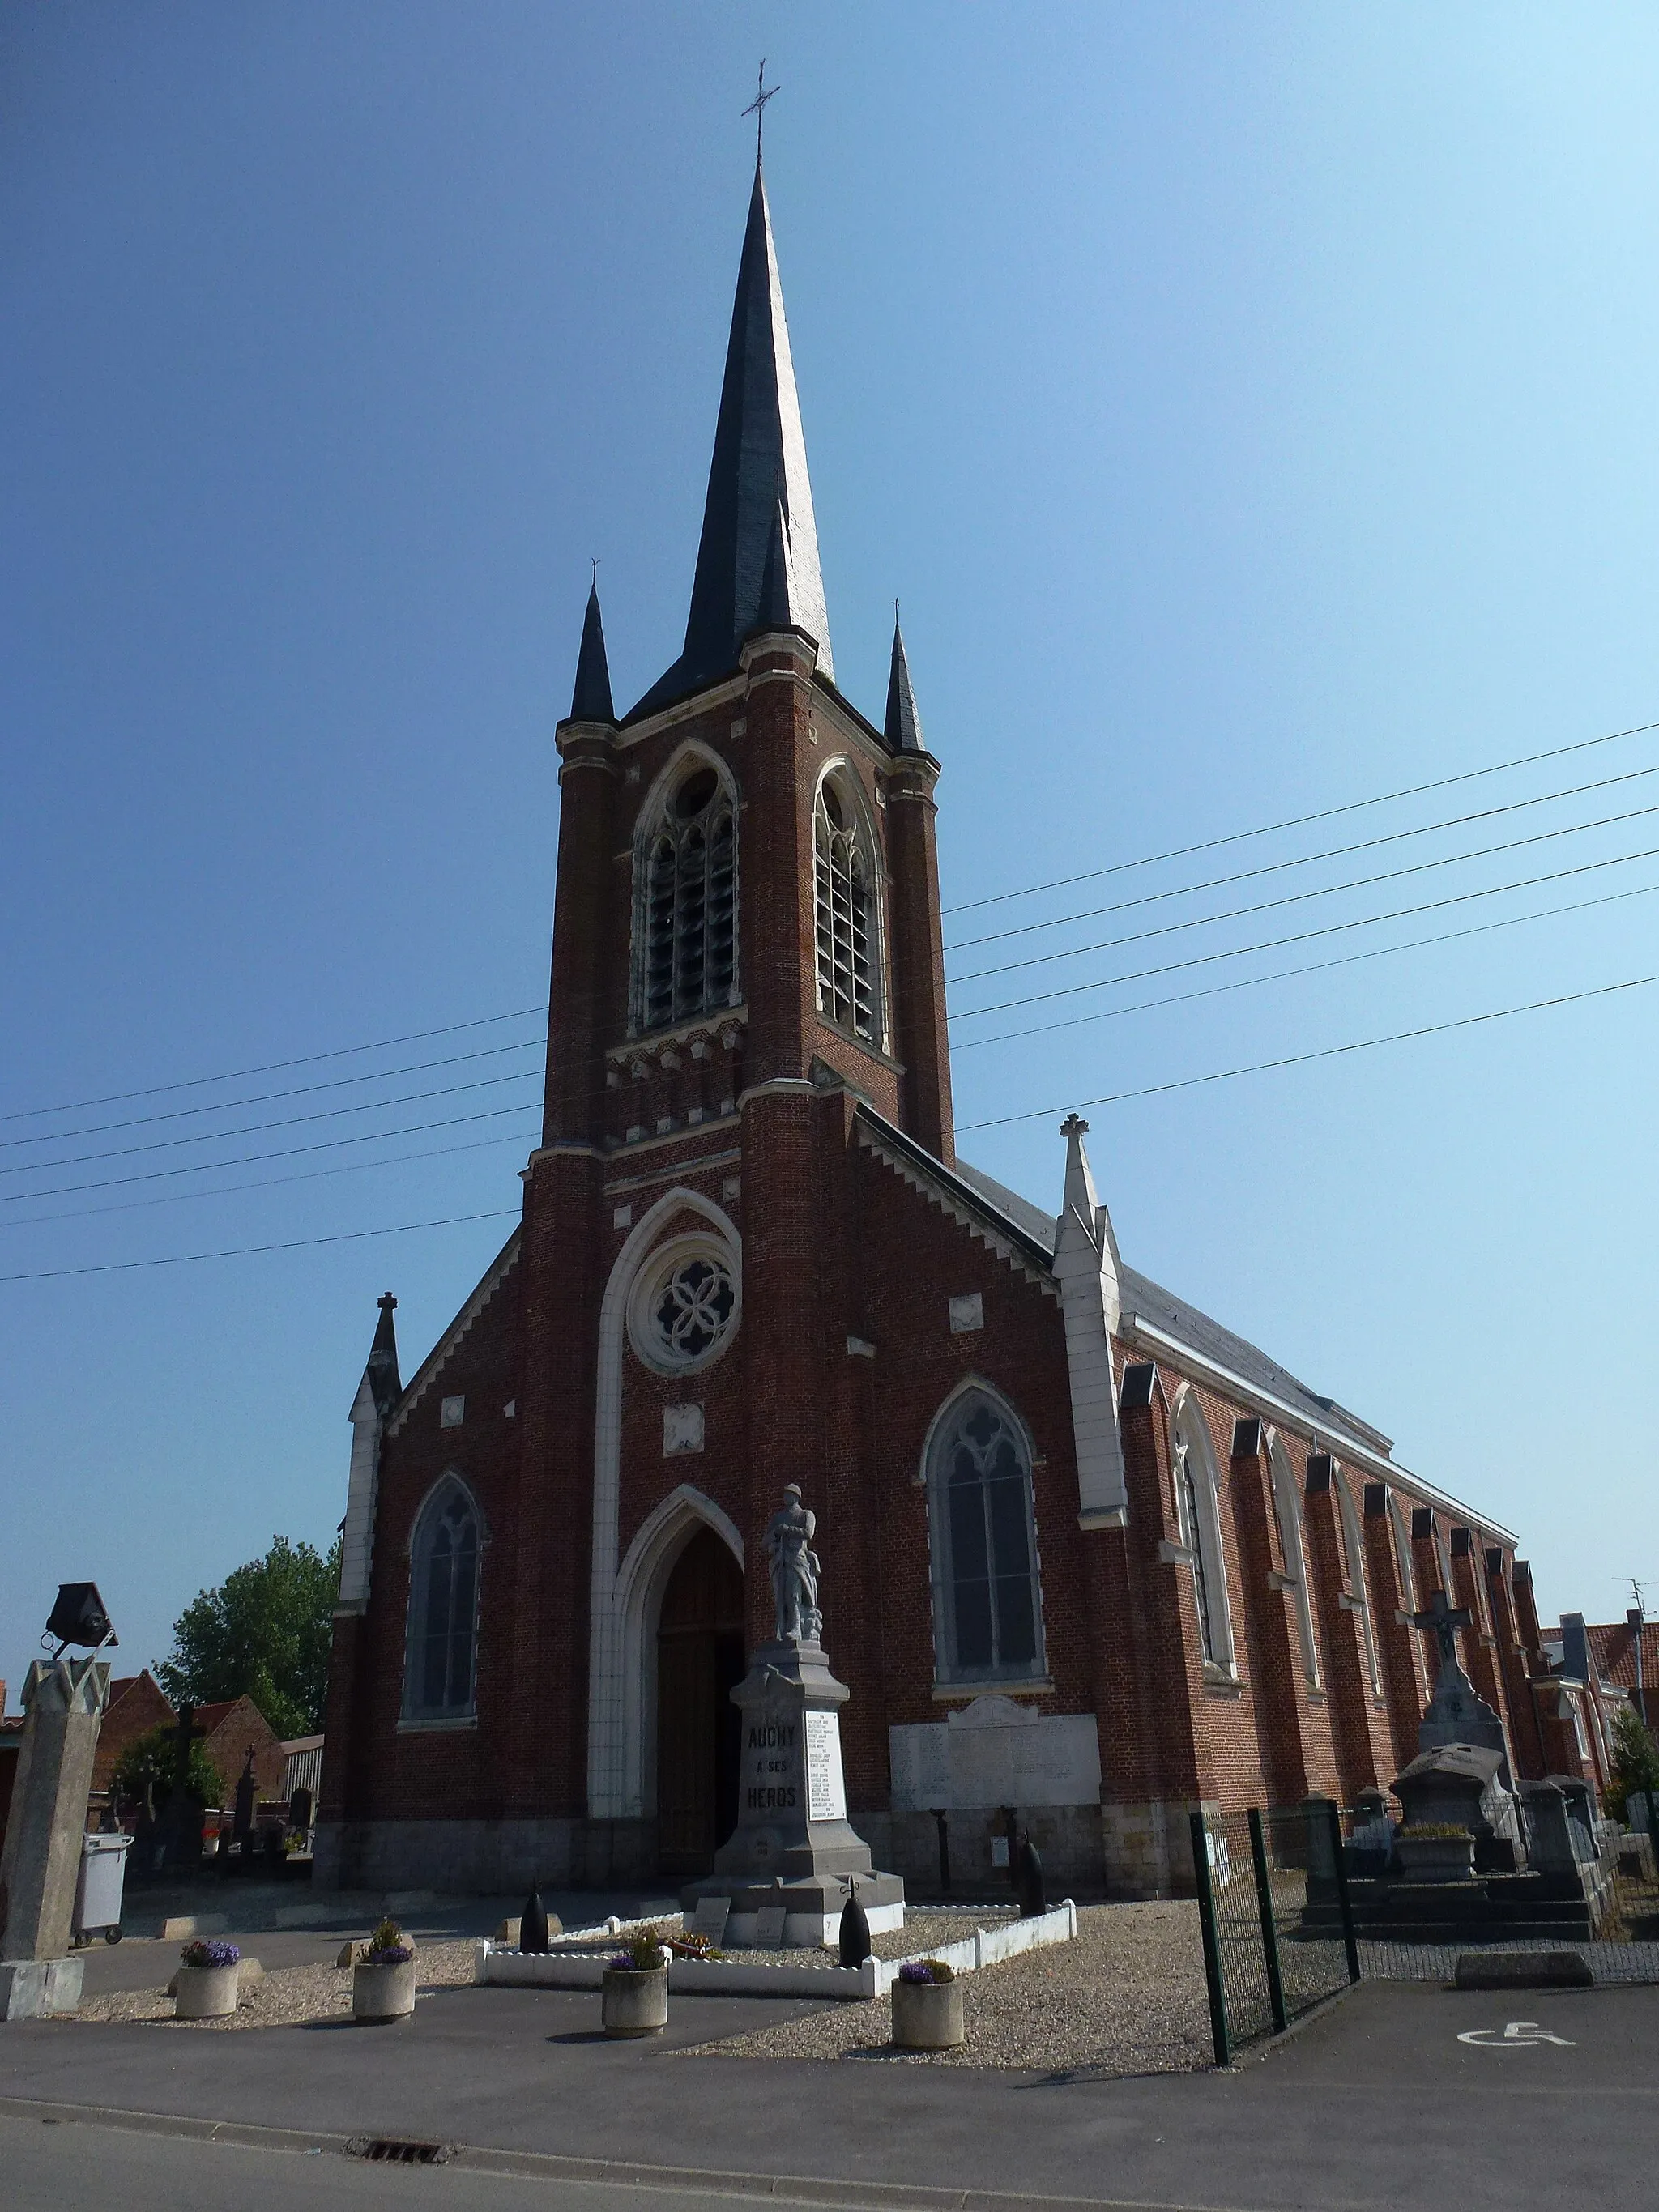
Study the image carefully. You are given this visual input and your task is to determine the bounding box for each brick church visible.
[317,158,1578,1900]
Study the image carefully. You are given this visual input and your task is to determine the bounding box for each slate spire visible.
[633,164,833,714]
[883,620,925,752]
[363,1292,402,1421]
[569,578,616,723]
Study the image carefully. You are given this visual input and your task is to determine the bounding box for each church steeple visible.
[569,578,616,723]
[363,1291,402,1420]
[884,620,925,752]
[633,164,833,714]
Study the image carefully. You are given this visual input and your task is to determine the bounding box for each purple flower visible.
[181,1939,240,1969]
[365,1942,413,1966]
[607,1953,636,1971]
[898,1958,953,1984]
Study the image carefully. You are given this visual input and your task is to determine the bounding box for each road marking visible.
[1458,2020,1577,2047]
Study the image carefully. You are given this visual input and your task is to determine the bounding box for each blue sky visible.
[3,3,1656,1694]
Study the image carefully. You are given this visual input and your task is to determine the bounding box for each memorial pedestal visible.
[681,1638,904,1945]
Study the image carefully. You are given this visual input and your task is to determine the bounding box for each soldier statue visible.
[764,1485,823,1645]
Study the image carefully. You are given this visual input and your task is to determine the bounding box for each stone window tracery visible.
[627,1233,741,1376]
[1174,1398,1236,1677]
[633,759,737,1034]
[927,1388,1045,1684]
[404,1476,480,1722]
[813,770,879,1042]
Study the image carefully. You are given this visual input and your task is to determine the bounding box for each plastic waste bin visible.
[74,1832,131,1944]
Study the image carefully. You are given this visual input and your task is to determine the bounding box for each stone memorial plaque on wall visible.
[889,1699,1102,1812]
[804,1710,847,1822]
[691,1896,731,1943]
[753,1905,787,1948]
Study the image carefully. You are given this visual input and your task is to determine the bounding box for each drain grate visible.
[348,2137,450,2165]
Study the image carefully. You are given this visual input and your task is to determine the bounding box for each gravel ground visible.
[607,1907,1004,1970]
[65,1941,477,2031]
[681,1903,1212,2074]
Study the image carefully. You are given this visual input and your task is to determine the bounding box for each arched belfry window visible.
[813,768,881,1043]
[1173,1396,1235,1676]
[404,1476,480,1721]
[926,1387,1045,1686]
[633,756,738,1034]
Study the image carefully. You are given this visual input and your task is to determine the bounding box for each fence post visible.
[1324,1797,1360,1984]
[1189,1810,1230,2067]
[1247,1808,1287,2033]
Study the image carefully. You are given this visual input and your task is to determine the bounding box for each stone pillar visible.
[0,1656,111,2018]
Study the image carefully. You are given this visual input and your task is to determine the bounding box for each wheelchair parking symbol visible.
[1457,2020,1576,2048]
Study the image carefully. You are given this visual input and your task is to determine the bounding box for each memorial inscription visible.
[804,1710,847,1822]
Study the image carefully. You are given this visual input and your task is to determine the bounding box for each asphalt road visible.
[3,1979,1653,2210]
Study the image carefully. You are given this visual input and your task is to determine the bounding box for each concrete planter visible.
[891,1975,965,2050]
[1394,1833,1476,1883]
[175,1963,240,2019]
[602,1965,668,2037]
[353,1958,417,2022]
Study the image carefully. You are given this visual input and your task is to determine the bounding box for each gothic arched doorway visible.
[655,1525,744,1874]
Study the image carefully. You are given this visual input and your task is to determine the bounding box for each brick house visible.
[90,1670,175,1795]
[317,158,1556,1899]
[92,1674,284,1806]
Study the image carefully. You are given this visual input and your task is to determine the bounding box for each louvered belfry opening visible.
[813,775,875,1040]
[640,765,737,1032]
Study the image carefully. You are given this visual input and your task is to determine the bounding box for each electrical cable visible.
[0,1034,548,1153]
[947,838,1659,1021]
[946,799,1659,989]
[4,965,1653,1277]
[940,757,1659,955]
[941,714,1659,916]
[6,716,1655,1129]
[0,1210,523,1285]
[950,876,1659,1054]
[953,971,1659,1133]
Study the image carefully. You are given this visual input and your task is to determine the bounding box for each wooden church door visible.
[655,1527,745,1873]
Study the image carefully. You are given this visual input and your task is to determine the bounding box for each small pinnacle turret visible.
[365,1291,402,1420]
[884,621,925,752]
[569,580,616,723]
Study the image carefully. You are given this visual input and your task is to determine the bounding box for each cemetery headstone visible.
[690,1895,731,1944]
[753,1905,788,1948]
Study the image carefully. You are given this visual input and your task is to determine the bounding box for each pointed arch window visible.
[1174,1400,1236,1677]
[927,1388,1045,1685]
[634,761,737,1034]
[1334,1468,1384,1698]
[1269,1434,1320,1687]
[404,1477,480,1722]
[813,770,880,1042]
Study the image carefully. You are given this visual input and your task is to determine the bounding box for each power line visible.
[6,716,1655,1131]
[946,839,1659,1021]
[941,713,1659,917]
[940,757,1659,955]
[4,967,1653,1276]
[0,1127,540,1232]
[0,1004,549,1127]
[0,1034,548,1153]
[0,1209,522,1285]
[955,971,1659,1132]
[0,1067,546,1181]
[946,799,1659,990]
[951,876,1659,1054]
[0,1100,543,1207]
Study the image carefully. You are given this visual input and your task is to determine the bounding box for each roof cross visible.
[742,60,780,164]
[1410,1588,1472,1670]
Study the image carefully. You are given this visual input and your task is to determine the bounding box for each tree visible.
[1605,1701,1659,1822]
[156,1535,342,1741]
[110,1721,227,1810]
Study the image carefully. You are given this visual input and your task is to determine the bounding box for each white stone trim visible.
[1051,1120,1129,1527]
[854,1124,1058,1295]
[339,1372,382,1609]
[587,1187,741,1818]
[1120,1312,1517,1544]
[1171,1385,1236,1676]
[386,1232,522,1438]
[1266,1428,1321,1689]
[611,1482,745,1822]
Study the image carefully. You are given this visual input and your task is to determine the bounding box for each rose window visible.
[650,1255,736,1365]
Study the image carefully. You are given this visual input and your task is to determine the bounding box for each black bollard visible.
[520,1881,550,1954]
[931,1807,951,1896]
[838,1879,871,1969]
[1015,1833,1046,1919]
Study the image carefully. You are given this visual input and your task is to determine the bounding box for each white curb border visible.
[476,1901,1077,2001]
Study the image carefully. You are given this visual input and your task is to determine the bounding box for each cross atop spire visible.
[741,60,780,167]
[884,618,926,752]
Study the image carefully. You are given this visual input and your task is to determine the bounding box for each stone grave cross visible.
[1410,1590,1471,1673]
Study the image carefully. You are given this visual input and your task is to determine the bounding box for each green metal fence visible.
[1189,1801,1358,2063]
